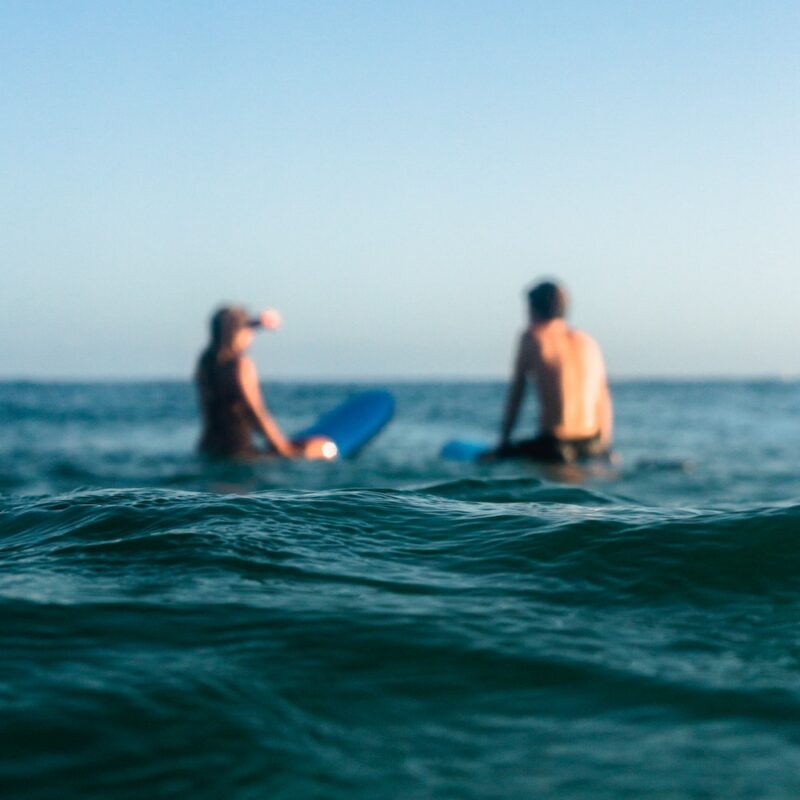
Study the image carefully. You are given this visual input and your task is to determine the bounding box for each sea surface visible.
[1,379,799,799]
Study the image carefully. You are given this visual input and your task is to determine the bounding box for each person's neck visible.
[532,317,567,333]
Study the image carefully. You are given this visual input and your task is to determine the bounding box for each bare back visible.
[523,320,610,440]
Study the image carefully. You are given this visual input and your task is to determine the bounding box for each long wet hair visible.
[198,306,249,371]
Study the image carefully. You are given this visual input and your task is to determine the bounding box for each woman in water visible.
[195,306,335,459]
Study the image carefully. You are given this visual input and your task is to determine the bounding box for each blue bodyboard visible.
[440,440,492,462]
[293,390,395,458]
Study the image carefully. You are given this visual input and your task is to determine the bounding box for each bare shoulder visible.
[569,327,601,353]
[235,356,257,381]
[570,329,607,376]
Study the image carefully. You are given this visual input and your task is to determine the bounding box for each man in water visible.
[492,280,613,463]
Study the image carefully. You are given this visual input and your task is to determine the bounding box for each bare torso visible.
[523,320,607,439]
[497,318,612,450]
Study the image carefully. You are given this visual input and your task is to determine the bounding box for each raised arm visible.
[236,356,296,457]
[499,332,529,449]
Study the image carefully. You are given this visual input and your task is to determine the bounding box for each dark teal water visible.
[1,381,799,798]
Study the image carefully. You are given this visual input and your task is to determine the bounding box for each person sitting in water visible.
[492,280,613,463]
[195,306,335,460]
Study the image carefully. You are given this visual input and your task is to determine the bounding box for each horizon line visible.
[0,373,798,384]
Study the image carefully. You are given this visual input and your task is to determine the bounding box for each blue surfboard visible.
[440,440,492,462]
[292,390,395,458]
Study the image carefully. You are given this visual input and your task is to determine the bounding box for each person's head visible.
[527,280,568,323]
[208,306,254,357]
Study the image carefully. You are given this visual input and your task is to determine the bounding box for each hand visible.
[478,448,500,463]
[259,308,282,330]
[294,437,339,460]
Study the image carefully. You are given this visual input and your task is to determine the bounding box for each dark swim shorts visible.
[497,432,608,464]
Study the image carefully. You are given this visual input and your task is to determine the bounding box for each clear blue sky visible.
[2,0,798,379]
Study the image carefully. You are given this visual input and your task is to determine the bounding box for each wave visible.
[3,485,800,798]
[2,486,799,604]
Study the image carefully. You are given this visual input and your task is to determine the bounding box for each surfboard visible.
[440,440,491,462]
[292,390,395,458]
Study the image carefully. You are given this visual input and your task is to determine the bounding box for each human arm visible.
[235,356,297,457]
[498,333,529,449]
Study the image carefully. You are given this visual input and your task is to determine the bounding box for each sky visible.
[2,0,798,379]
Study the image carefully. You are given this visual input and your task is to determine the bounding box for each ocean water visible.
[1,379,799,799]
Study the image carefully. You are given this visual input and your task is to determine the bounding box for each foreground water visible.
[1,380,799,798]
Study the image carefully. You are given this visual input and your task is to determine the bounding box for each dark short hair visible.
[528,281,567,321]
